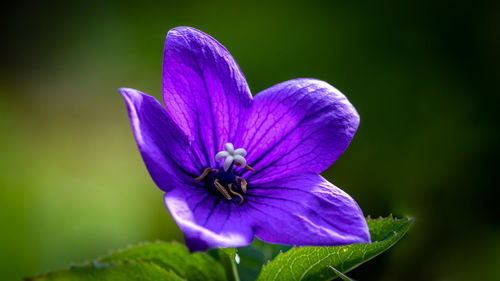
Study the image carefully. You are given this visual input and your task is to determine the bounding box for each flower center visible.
[193,143,254,205]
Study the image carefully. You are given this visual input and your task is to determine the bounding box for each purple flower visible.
[120,27,370,251]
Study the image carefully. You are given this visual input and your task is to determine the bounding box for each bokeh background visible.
[1,0,499,280]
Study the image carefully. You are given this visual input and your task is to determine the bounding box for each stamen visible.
[214,179,232,200]
[194,167,212,181]
[228,183,244,205]
[234,162,255,172]
[194,143,253,205]
[241,178,247,194]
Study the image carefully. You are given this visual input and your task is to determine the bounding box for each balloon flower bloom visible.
[120,27,370,251]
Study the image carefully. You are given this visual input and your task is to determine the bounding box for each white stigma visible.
[215,142,247,171]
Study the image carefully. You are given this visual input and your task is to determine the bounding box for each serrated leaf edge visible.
[258,216,414,281]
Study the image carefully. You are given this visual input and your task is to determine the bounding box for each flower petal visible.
[246,173,370,245]
[238,79,360,184]
[164,190,253,251]
[120,88,202,191]
[162,27,252,168]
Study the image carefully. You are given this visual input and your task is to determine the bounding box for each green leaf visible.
[256,216,414,281]
[215,248,240,281]
[327,266,355,281]
[27,241,226,281]
[237,239,292,281]
[26,261,184,281]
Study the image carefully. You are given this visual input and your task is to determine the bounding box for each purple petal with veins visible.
[121,26,369,251]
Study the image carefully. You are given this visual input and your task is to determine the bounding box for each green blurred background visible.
[1,0,499,280]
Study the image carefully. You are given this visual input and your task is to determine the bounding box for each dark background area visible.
[1,0,499,280]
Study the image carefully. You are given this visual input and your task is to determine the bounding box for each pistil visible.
[193,143,253,205]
